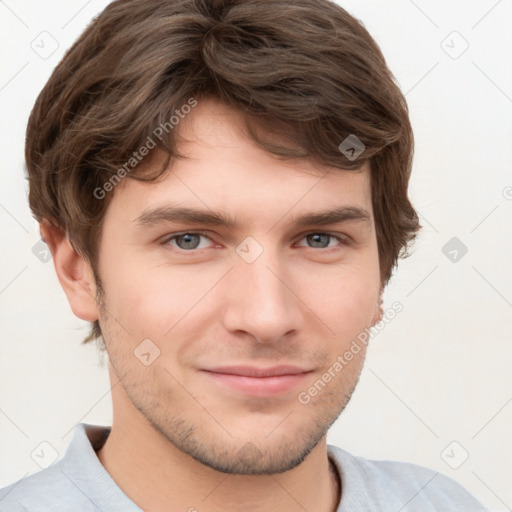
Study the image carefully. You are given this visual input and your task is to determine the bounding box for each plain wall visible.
[0,1,511,510]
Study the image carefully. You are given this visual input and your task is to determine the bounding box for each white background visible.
[0,1,511,510]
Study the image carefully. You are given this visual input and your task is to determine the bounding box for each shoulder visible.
[0,423,115,512]
[327,445,488,511]
[0,423,140,512]
[0,459,83,512]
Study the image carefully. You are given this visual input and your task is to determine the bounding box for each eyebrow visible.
[134,205,371,230]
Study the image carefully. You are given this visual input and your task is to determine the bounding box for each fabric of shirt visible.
[0,423,488,511]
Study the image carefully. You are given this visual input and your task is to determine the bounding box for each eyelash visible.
[161,231,350,253]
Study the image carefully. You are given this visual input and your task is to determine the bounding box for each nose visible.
[221,245,303,344]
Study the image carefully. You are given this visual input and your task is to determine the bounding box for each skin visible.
[42,97,384,512]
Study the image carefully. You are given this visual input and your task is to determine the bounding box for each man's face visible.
[94,98,382,474]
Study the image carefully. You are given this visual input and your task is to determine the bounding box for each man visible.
[0,0,488,510]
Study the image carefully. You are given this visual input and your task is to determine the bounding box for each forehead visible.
[107,98,373,227]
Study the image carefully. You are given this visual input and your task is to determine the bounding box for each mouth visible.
[200,365,314,397]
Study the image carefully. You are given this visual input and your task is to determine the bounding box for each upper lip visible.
[202,365,313,377]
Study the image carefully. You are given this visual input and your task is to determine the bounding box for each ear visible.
[371,292,384,327]
[40,221,99,322]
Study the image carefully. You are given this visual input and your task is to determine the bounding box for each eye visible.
[296,232,349,251]
[163,231,214,251]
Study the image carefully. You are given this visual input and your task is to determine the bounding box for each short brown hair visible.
[26,0,421,344]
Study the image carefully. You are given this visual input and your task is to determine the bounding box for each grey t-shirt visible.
[0,423,488,511]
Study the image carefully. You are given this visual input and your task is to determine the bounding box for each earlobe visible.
[371,295,384,326]
[40,221,99,322]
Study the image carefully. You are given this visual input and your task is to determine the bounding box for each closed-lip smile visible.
[204,365,312,377]
[200,365,314,396]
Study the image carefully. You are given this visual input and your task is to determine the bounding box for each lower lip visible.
[202,371,311,397]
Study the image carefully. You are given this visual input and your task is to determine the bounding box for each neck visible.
[96,410,341,512]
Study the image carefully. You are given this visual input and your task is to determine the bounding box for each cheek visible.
[295,262,380,336]
[103,258,219,338]
[98,250,163,335]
